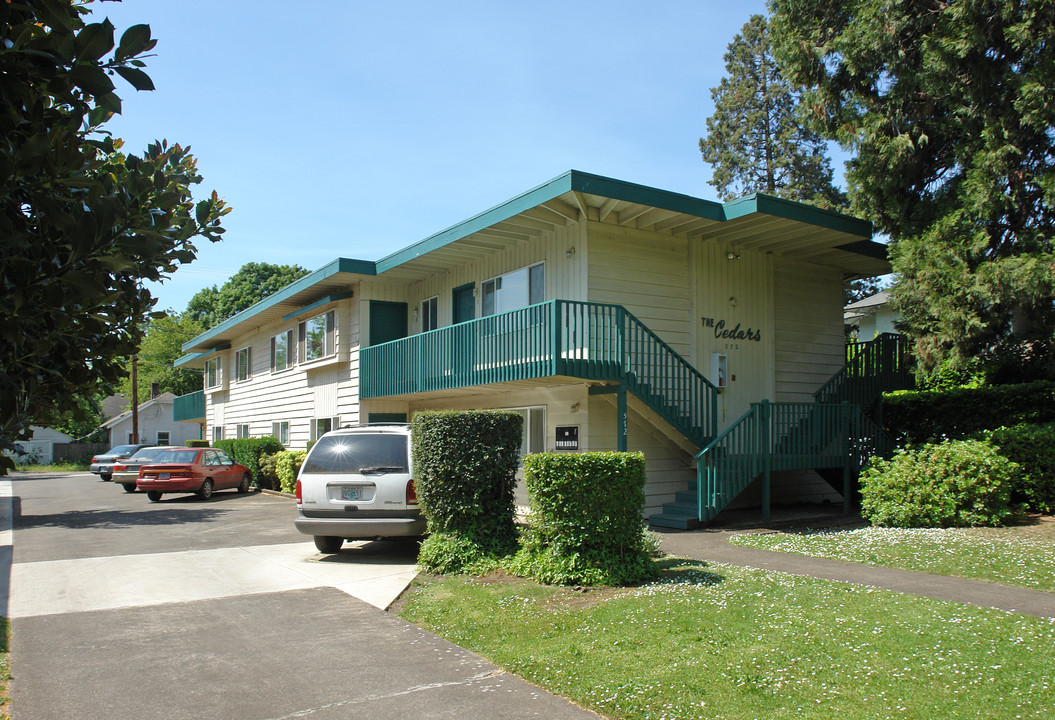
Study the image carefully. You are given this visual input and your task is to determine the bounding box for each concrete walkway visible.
[655,514,1055,619]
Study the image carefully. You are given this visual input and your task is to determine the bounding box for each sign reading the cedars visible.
[702,317,762,342]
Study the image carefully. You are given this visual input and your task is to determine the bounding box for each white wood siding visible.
[586,223,691,357]
[692,239,775,428]
[773,258,845,402]
[205,297,358,448]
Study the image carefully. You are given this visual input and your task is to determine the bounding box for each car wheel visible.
[122,483,137,493]
[146,491,163,502]
[101,473,112,482]
[314,536,343,554]
[237,473,251,494]
[197,478,214,499]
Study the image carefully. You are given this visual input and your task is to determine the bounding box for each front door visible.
[452,284,475,324]
[369,301,409,346]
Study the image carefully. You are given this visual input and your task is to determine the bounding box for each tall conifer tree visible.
[700,14,845,208]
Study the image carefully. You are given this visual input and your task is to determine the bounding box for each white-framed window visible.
[299,310,335,363]
[310,416,340,442]
[235,346,252,382]
[236,423,250,439]
[157,431,170,446]
[271,330,294,372]
[482,263,544,316]
[204,357,221,389]
[212,426,224,442]
[508,406,545,457]
[421,296,438,332]
[272,421,290,446]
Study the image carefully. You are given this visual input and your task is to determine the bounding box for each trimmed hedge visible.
[186,439,210,448]
[214,437,285,489]
[411,410,522,573]
[511,452,656,586]
[860,440,1019,528]
[274,450,307,494]
[985,423,1055,513]
[882,381,1055,444]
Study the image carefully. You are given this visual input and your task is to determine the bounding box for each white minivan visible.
[294,424,426,553]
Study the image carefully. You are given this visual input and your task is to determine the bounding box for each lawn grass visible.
[728,519,1055,592]
[11,462,89,473]
[399,558,1055,719]
[0,618,9,720]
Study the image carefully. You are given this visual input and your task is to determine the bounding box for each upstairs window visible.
[204,357,220,389]
[421,296,438,332]
[271,330,294,372]
[235,346,252,382]
[299,310,335,363]
[482,263,544,316]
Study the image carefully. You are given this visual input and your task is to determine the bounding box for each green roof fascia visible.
[174,351,211,369]
[282,291,356,322]
[181,258,375,353]
[722,194,873,238]
[836,239,889,261]
[374,170,727,273]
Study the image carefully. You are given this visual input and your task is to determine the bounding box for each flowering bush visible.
[860,439,1019,527]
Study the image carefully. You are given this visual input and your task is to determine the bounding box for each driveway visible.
[4,472,599,719]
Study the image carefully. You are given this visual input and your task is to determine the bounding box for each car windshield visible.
[153,449,199,464]
[109,445,140,456]
[128,448,168,461]
[302,434,408,474]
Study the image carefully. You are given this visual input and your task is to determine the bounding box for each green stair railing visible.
[814,332,914,407]
[361,299,720,445]
[696,401,893,522]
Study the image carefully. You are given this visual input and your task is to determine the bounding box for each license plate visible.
[159,472,170,480]
[339,487,363,501]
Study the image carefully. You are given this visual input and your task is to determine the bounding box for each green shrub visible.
[411,410,522,573]
[257,453,279,491]
[274,450,307,494]
[985,423,1055,513]
[511,452,656,586]
[882,381,1055,444]
[186,439,210,448]
[214,437,285,489]
[860,440,1019,528]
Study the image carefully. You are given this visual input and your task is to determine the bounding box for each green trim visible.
[570,171,725,222]
[836,239,889,260]
[181,258,375,353]
[722,194,873,238]
[282,291,355,322]
[367,413,408,424]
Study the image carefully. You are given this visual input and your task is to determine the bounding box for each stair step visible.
[662,500,698,516]
[675,490,698,505]
[649,513,700,530]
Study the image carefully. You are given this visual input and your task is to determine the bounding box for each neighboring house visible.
[844,289,898,340]
[174,170,905,527]
[13,427,73,464]
[102,392,202,447]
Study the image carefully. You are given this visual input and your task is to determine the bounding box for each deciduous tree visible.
[186,262,310,328]
[0,1,230,471]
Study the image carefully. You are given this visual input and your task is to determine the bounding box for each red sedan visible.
[137,447,252,502]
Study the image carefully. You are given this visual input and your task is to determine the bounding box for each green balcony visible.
[361,300,719,445]
[173,390,205,423]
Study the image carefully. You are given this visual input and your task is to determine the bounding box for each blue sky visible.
[95,0,774,312]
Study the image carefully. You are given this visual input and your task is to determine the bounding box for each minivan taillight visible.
[295,480,302,505]
[406,479,418,505]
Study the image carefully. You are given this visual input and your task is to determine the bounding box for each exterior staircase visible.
[650,333,913,529]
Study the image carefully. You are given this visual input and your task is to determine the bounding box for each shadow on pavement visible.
[15,506,230,530]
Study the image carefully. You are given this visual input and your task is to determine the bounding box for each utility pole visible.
[131,355,139,444]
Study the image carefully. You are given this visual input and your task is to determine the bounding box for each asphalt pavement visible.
[4,472,599,719]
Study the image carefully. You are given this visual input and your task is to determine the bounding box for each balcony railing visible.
[361,300,720,445]
[173,390,205,422]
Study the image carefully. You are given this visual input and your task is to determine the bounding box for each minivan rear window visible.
[302,434,409,474]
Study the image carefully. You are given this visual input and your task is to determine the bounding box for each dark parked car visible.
[137,447,252,502]
[110,446,172,493]
[90,444,151,481]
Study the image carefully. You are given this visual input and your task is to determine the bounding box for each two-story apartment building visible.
[174,171,898,527]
